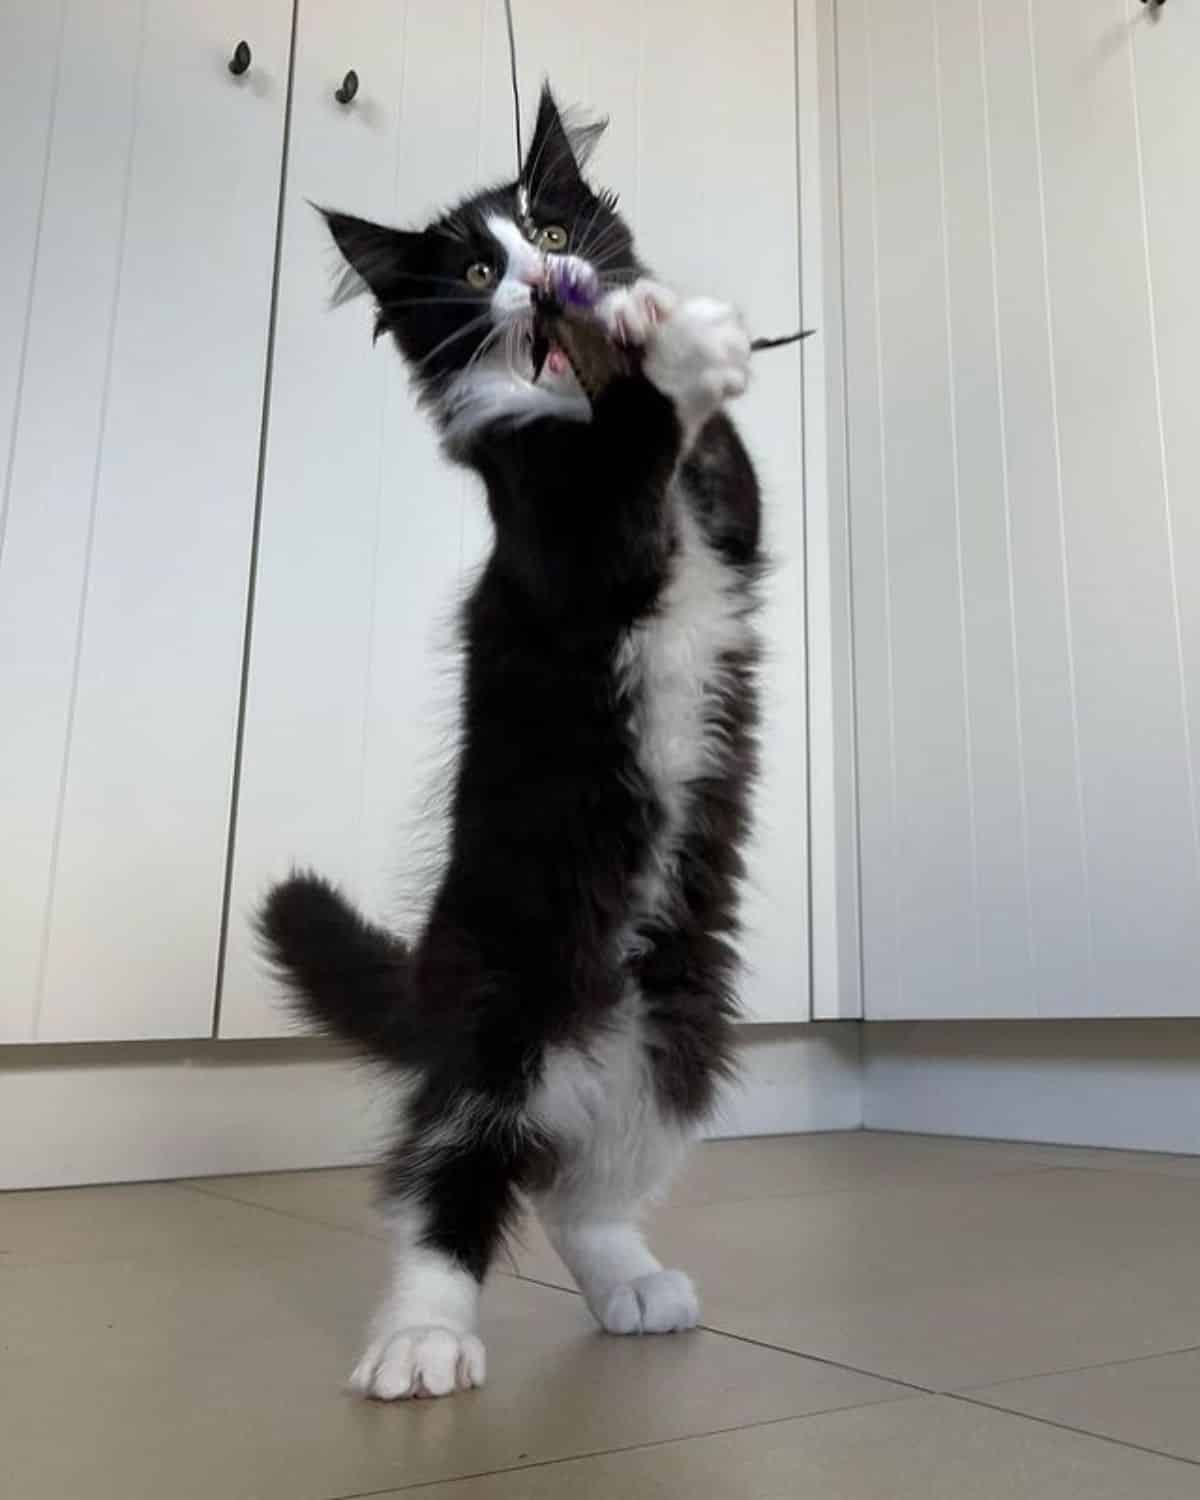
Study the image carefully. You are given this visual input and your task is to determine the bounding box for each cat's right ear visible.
[317,207,422,310]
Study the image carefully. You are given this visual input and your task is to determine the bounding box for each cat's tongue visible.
[546,347,568,375]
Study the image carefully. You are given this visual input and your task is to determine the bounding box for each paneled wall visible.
[837,0,1200,1017]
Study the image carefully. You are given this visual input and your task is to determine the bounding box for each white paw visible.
[597,278,679,347]
[597,1269,700,1335]
[349,1325,486,1400]
[643,297,751,432]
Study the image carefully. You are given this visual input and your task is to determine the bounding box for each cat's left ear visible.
[522,84,607,196]
[318,207,423,310]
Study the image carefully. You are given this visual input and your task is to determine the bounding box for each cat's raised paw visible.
[642,297,751,432]
[597,279,679,347]
[598,1269,700,1335]
[350,1325,486,1400]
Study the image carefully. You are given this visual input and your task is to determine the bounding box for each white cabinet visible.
[0,0,290,1040]
[220,0,812,1034]
[837,0,1200,1018]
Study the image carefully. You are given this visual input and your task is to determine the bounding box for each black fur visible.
[258,86,761,1290]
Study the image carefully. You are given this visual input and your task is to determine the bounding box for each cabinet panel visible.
[839,0,1200,1017]
[219,0,477,1039]
[1129,0,1200,979]
[221,0,810,1033]
[0,0,290,1040]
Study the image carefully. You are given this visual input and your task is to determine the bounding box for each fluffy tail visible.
[256,872,422,1067]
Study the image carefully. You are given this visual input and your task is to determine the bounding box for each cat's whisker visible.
[571,197,609,262]
[579,223,630,269]
[460,320,510,381]
[412,311,497,370]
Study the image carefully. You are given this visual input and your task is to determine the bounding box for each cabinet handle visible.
[228,40,252,76]
[335,69,359,105]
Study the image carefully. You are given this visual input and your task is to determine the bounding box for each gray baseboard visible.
[863,1020,1200,1154]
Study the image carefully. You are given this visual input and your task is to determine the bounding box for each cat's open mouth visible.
[519,328,575,388]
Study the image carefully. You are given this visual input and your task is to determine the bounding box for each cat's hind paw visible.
[597,1269,700,1335]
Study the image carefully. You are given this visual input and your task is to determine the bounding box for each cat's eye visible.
[464,261,496,289]
[536,224,568,252]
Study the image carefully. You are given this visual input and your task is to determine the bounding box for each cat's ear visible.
[318,207,422,309]
[523,84,607,196]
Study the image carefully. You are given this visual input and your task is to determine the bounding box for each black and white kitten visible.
[260,87,761,1400]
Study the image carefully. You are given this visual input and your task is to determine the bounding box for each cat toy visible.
[502,0,813,389]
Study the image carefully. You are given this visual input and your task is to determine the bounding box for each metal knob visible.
[335,69,359,104]
[228,40,251,76]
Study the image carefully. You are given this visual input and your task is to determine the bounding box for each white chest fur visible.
[615,497,753,921]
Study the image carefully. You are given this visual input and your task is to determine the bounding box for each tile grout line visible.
[174,1179,386,1244]
[512,1267,1200,1408]
[509,1268,934,1397]
[318,1392,936,1500]
[954,1339,1200,1395]
[949,1391,1200,1471]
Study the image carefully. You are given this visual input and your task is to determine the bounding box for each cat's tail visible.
[256,872,423,1067]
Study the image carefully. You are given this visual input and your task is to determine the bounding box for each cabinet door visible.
[838,0,1200,1018]
[220,0,810,1035]
[0,0,290,1040]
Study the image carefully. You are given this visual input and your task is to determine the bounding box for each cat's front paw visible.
[643,298,751,434]
[349,1324,486,1400]
[596,281,749,437]
[596,1269,700,1335]
[597,278,679,347]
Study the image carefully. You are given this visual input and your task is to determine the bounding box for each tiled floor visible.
[4,1134,1200,1498]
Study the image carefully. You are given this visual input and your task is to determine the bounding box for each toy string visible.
[501,0,811,353]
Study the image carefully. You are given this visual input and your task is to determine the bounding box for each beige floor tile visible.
[0,1235,905,1500]
[513,1167,1200,1389]
[875,1132,1200,1181]
[971,1349,1200,1464]
[1002,1144,1200,1178]
[182,1165,381,1238]
[0,1180,357,1268]
[178,1134,1200,1245]
[364,1395,1200,1499]
[674,1131,1071,1204]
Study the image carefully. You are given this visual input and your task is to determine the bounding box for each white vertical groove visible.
[930,0,983,986]
[356,0,415,893]
[830,0,868,1017]
[976,0,1036,1005]
[1024,0,1095,1001]
[0,0,69,565]
[32,0,153,1031]
[1122,0,1200,895]
[861,0,901,1013]
[791,0,815,1018]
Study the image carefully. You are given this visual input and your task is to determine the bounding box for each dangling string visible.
[503,0,532,224]
[503,0,523,170]
[501,0,810,353]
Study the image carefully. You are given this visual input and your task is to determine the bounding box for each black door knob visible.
[335,69,359,105]
[228,40,251,76]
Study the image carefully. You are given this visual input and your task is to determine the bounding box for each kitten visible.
[259,86,761,1400]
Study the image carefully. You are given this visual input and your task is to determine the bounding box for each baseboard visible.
[0,1023,862,1189]
[863,1020,1200,1154]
